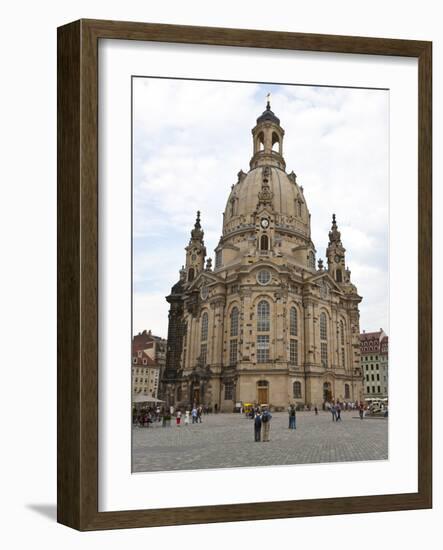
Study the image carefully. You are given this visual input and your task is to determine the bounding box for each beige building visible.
[132,347,161,399]
[163,100,363,411]
[133,330,167,391]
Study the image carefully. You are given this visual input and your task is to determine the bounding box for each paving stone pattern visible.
[132,411,388,472]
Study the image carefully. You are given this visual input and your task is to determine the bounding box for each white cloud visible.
[133,79,389,336]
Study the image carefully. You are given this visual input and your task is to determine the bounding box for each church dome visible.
[223,166,310,238]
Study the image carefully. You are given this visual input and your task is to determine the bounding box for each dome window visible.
[257,270,271,285]
[308,251,316,269]
[260,234,269,251]
[215,250,222,268]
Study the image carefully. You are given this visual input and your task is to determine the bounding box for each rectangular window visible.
[215,250,222,268]
[372,386,376,393]
[366,374,369,381]
[321,342,328,368]
[289,339,298,364]
[257,317,270,332]
[377,386,381,393]
[341,347,345,368]
[367,386,370,393]
[200,343,207,365]
[224,382,234,400]
[257,335,270,363]
[229,339,238,366]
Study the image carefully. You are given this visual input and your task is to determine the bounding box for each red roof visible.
[132,350,157,367]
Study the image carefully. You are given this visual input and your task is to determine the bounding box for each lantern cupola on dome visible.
[250,94,286,170]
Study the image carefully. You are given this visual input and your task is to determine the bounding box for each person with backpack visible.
[254,410,262,442]
[261,407,272,442]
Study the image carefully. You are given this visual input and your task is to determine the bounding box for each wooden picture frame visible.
[57,19,432,530]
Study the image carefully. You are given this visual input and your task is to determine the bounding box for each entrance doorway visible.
[323,382,332,402]
[257,380,269,404]
[193,387,200,405]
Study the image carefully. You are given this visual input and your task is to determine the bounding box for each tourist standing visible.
[359,403,364,420]
[288,404,296,429]
[254,411,262,442]
[331,404,337,422]
[176,409,182,426]
[314,405,318,415]
[336,403,342,421]
[184,410,190,425]
[191,406,198,424]
[262,408,272,441]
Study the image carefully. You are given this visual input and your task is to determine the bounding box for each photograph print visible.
[131,77,389,473]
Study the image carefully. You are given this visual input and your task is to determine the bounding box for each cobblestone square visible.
[132,411,388,472]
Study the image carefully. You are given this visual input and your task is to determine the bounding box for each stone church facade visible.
[162,101,363,411]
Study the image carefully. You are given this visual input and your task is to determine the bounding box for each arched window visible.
[230,307,239,337]
[340,320,345,345]
[344,383,350,399]
[290,307,298,336]
[336,269,342,283]
[257,300,270,332]
[200,312,208,365]
[257,131,265,151]
[293,381,302,399]
[188,267,195,282]
[229,307,239,366]
[272,132,280,152]
[320,312,328,368]
[340,320,345,368]
[320,312,327,340]
[201,312,208,342]
[289,306,298,365]
[260,234,269,251]
[257,301,270,363]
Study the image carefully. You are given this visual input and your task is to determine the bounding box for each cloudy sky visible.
[133,78,389,339]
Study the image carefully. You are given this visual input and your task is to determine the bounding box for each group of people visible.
[173,405,208,426]
[132,406,162,427]
[327,401,366,421]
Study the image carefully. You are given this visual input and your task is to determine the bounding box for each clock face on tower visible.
[260,218,269,229]
[334,255,341,263]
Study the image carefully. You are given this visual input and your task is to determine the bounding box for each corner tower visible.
[326,214,347,283]
[185,211,206,283]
